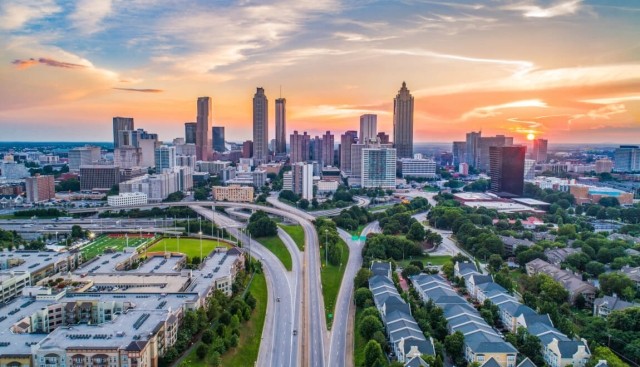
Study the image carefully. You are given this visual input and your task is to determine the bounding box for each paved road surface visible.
[190,206,301,367]
[267,197,327,367]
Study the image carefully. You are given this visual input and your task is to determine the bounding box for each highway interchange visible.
[6,193,461,367]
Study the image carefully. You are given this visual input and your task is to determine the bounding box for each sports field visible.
[145,237,231,259]
[82,234,154,260]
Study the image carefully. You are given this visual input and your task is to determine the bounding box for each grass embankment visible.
[396,254,452,268]
[278,224,305,251]
[220,273,268,366]
[347,224,366,236]
[320,239,349,329]
[256,235,293,271]
[184,273,268,367]
[146,237,230,260]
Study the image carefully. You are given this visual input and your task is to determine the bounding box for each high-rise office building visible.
[213,127,225,152]
[292,162,313,200]
[532,138,548,163]
[312,136,323,165]
[68,146,101,171]
[80,165,121,191]
[25,174,55,203]
[360,114,377,144]
[377,132,390,144]
[185,122,197,144]
[465,131,481,167]
[478,135,513,172]
[340,130,358,172]
[393,82,414,158]
[489,146,526,197]
[252,87,269,163]
[113,146,142,169]
[524,159,536,180]
[614,145,640,172]
[290,131,311,164]
[452,141,466,167]
[242,141,254,159]
[112,117,134,148]
[275,98,287,154]
[155,146,176,170]
[196,97,213,161]
[322,131,335,167]
[362,147,397,188]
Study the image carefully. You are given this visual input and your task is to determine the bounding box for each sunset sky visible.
[1,0,639,144]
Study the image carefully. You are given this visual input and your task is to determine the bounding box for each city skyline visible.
[1,1,639,143]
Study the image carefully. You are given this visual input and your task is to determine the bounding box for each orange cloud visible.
[113,88,164,93]
[11,57,87,69]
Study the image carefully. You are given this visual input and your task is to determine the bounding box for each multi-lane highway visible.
[190,206,302,367]
[267,196,327,367]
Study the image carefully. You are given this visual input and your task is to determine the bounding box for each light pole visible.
[325,229,328,266]
[198,231,203,264]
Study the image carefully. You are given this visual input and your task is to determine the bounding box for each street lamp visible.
[325,229,328,266]
[198,231,203,264]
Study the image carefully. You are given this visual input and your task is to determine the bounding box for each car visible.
[293,330,297,336]
[277,297,280,302]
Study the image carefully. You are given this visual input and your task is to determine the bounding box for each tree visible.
[488,254,504,273]
[402,265,422,278]
[364,340,385,367]
[360,315,383,339]
[586,346,628,367]
[298,198,310,209]
[279,190,300,202]
[71,225,84,239]
[354,268,372,289]
[247,211,278,237]
[196,343,208,359]
[585,261,606,277]
[599,273,636,299]
[355,288,374,308]
[445,331,465,366]
[407,222,426,242]
[202,329,214,344]
[599,197,620,207]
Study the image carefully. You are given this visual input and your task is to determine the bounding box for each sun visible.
[527,133,535,141]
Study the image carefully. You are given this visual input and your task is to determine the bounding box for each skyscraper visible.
[465,131,481,167]
[360,114,377,144]
[614,145,640,172]
[213,127,225,152]
[113,117,134,148]
[322,131,335,167]
[340,130,358,172]
[452,141,466,167]
[155,146,176,170]
[489,146,526,197]
[185,122,197,144]
[242,141,254,159]
[252,87,269,163]
[362,147,397,188]
[275,98,287,154]
[312,136,323,165]
[292,162,314,200]
[290,131,310,164]
[477,135,513,172]
[25,174,55,203]
[196,97,212,161]
[393,82,414,159]
[532,138,548,163]
[377,132,390,144]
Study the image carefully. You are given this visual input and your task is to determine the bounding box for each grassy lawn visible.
[396,254,452,268]
[146,237,230,260]
[81,234,153,260]
[278,224,305,251]
[185,273,268,367]
[256,235,293,271]
[346,224,365,236]
[368,204,396,212]
[354,307,366,367]
[320,239,349,329]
